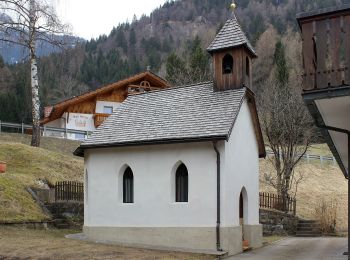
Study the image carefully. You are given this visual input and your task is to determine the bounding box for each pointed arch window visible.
[123,167,134,203]
[222,54,234,74]
[175,164,188,202]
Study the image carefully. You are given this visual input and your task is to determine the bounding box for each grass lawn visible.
[0,132,81,156]
[0,227,214,259]
[0,133,83,222]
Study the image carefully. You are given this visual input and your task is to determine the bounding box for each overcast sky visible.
[54,0,167,39]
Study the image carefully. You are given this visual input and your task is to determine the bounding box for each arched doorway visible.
[239,187,249,250]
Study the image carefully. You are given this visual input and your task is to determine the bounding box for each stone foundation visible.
[84,226,218,252]
[84,225,258,256]
[259,208,298,235]
[220,226,242,255]
[243,224,263,248]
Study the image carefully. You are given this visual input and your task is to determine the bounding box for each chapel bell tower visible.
[207,2,257,91]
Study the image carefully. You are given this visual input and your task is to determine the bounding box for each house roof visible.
[41,71,169,125]
[207,16,257,57]
[74,83,266,157]
[297,4,350,28]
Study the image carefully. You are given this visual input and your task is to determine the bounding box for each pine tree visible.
[274,40,289,86]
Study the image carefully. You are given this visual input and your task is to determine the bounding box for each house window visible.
[75,133,86,140]
[123,167,134,203]
[175,164,188,202]
[222,54,234,74]
[103,106,113,114]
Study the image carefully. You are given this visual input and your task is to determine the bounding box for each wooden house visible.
[297,5,350,178]
[41,71,169,140]
[297,5,350,255]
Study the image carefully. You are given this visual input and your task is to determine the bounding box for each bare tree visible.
[258,77,313,203]
[0,0,70,147]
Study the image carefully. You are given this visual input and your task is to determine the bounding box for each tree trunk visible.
[30,53,41,147]
[29,0,40,147]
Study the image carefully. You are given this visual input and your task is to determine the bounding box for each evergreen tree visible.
[274,40,289,86]
[189,36,210,83]
[166,52,188,85]
[116,28,128,53]
[129,28,137,46]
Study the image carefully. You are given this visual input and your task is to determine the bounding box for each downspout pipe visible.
[213,141,222,252]
[317,124,349,256]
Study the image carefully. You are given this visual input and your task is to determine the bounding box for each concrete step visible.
[297,219,321,236]
[297,230,322,234]
[298,220,319,224]
[296,229,321,234]
[53,218,70,229]
[296,233,322,237]
[297,224,321,229]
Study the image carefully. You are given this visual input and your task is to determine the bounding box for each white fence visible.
[266,150,337,166]
[0,120,92,140]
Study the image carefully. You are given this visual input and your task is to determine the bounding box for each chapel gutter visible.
[213,141,222,252]
[74,135,227,157]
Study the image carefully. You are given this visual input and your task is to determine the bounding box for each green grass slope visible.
[0,133,83,222]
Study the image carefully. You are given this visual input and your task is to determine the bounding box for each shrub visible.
[314,198,338,234]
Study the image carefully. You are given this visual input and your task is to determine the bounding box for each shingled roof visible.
[207,16,257,57]
[74,83,265,157]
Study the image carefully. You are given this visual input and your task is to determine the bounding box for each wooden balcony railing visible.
[298,6,350,91]
[94,113,110,128]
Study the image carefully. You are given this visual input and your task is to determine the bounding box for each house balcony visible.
[297,5,350,92]
[297,5,350,178]
[94,113,111,128]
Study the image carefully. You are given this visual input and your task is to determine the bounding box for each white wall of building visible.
[85,142,218,227]
[95,101,121,114]
[84,98,260,229]
[44,112,95,140]
[220,98,260,227]
[44,117,66,138]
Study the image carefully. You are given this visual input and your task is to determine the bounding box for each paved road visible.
[227,237,348,260]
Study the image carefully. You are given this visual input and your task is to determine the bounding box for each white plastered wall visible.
[95,101,121,114]
[84,142,217,227]
[221,98,260,227]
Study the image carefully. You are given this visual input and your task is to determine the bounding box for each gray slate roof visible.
[207,17,257,56]
[79,83,247,150]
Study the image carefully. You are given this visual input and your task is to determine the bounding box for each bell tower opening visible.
[223,54,234,75]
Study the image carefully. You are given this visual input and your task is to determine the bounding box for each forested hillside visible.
[0,0,349,123]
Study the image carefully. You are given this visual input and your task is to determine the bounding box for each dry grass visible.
[313,198,339,234]
[260,159,348,233]
[307,143,333,157]
[0,227,214,260]
[0,132,81,156]
[0,135,83,222]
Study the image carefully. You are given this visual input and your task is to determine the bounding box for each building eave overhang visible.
[302,86,350,178]
[73,135,228,157]
[297,4,350,29]
[207,43,258,58]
